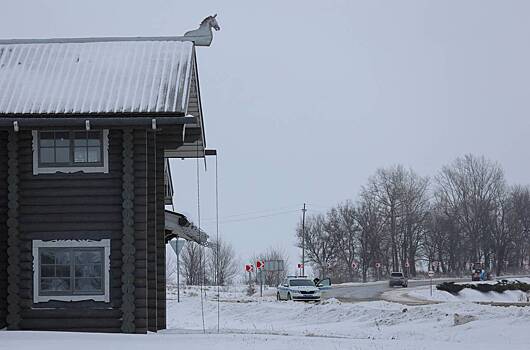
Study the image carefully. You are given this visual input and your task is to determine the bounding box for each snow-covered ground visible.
[409,278,530,303]
[2,284,530,349]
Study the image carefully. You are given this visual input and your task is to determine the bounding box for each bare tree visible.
[296,214,337,279]
[181,242,203,285]
[208,238,239,286]
[435,154,506,270]
[329,201,359,282]
[251,246,290,286]
[356,192,385,282]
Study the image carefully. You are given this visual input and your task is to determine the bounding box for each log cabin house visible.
[0,18,218,333]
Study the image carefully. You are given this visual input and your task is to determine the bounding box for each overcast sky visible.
[2,1,530,274]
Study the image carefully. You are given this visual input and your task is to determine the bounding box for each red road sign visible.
[245,264,253,272]
[405,261,410,268]
[297,263,304,269]
[256,260,264,270]
[375,262,381,268]
[351,261,358,269]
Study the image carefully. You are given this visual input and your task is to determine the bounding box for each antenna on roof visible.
[183,14,221,46]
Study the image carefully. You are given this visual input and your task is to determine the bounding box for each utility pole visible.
[302,203,307,276]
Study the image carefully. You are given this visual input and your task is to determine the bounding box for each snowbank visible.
[409,278,530,303]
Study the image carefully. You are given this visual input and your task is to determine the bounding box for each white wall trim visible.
[32,130,109,175]
[32,239,111,303]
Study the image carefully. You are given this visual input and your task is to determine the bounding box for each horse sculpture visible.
[184,15,221,46]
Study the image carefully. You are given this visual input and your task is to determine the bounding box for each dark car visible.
[389,272,408,287]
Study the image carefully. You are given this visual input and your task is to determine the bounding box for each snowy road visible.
[325,275,530,303]
[325,278,469,302]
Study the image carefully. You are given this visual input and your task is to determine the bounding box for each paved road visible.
[324,275,530,302]
[324,278,468,303]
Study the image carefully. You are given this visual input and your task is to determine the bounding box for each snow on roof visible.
[0,39,194,115]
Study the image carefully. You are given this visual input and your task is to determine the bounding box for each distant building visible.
[0,18,218,333]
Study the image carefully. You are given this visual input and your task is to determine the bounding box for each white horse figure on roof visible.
[184,15,221,46]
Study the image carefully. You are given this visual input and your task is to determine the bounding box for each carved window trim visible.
[32,239,111,303]
[32,130,109,174]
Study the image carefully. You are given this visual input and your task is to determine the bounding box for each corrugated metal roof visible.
[0,40,194,114]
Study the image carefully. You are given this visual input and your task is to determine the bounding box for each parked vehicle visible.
[389,272,408,287]
[471,262,492,281]
[277,276,330,301]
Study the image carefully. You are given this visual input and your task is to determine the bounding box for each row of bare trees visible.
[297,155,530,282]
[173,238,239,286]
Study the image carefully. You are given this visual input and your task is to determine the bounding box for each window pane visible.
[76,264,102,278]
[40,147,55,164]
[52,278,71,291]
[87,147,101,163]
[74,131,87,146]
[55,147,70,163]
[40,278,53,291]
[75,250,102,264]
[41,265,55,277]
[41,278,70,292]
[75,277,102,292]
[40,250,55,264]
[74,147,87,163]
[55,265,70,277]
[54,250,71,265]
[39,132,55,147]
[87,132,102,146]
[55,132,70,147]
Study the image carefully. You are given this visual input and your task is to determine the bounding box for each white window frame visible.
[32,239,111,303]
[32,129,109,175]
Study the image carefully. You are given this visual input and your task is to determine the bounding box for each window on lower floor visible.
[32,130,109,174]
[39,247,104,295]
[32,239,110,303]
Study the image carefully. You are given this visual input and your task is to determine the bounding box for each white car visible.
[277,277,329,301]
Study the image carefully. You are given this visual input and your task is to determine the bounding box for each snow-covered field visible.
[1,284,530,349]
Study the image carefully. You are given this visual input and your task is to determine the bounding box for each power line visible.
[201,205,301,222]
[216,209,300,224]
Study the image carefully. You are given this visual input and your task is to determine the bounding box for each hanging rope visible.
[215,152,220,333]
[197,143,206,334]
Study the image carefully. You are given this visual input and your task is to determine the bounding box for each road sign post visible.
[245,264,254,285]
[428,270,434,296]
[169,239,186,303]
[256,260,264,297]
[297,263,304,277]
[375,262,381,281]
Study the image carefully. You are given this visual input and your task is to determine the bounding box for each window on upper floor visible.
[32,130,109,174]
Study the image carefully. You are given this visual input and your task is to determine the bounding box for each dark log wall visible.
[0,131,8,328]
[16,129,124,332]
[1,127,172,333]
[6,131,21,329]
[132,129,168,333]
[133,130,149,333]
[156,134,166,331]
[120,129,136,333]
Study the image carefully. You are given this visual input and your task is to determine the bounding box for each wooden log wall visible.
[1,126,176,333]
[120,129,135,333]
[0,132,9,328]
[16,129,123,332]
[6,131,20,329]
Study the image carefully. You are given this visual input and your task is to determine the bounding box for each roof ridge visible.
[0,35,195,45]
